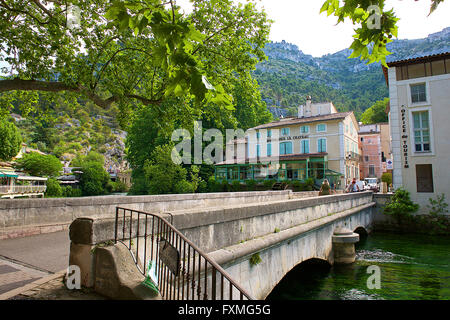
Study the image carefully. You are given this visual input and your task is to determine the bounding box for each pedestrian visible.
[346,178,360,193]
[319,179,331,196]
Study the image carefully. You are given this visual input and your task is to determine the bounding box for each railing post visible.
[114,207,119,244]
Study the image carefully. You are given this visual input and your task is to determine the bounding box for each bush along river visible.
[267,232,450,300]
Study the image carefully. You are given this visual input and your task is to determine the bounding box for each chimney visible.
[305,96,312,117]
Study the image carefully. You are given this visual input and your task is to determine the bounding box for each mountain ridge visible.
[256,26,450,118]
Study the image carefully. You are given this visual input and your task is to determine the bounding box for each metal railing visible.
[114,207,254,300]
[0,185,47,195]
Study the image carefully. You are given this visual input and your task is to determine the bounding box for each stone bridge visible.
[68,191,376,300]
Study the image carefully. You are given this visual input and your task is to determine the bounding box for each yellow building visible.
[215,97,360,189]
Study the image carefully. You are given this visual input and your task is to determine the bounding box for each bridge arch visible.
[354,226,369,239]
[266,258,331,300]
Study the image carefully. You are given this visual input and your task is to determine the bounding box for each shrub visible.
[231,180,241,192]
[207,176,221,193]
[245,179,257,191]
[427,193,449,216]
[381,172,392,186]
[303,178,314,191]
[221,180,230,192]
[174,180,195,194]
[249,253,262,266]
[197,180,208,193]
[112,180,128,193]
[383,187,419,221]
[46,178,62,197]
[62,186,82,197]
[291,180,302,192]
[263,179,276,190]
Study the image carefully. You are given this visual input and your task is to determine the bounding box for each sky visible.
[177,0,450,57]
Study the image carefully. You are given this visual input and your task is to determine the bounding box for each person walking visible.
[346,178,360,193]
[319,179,331,196]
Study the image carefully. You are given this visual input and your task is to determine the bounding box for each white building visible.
[383,51,450,212]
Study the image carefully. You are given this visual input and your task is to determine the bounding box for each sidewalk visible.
[1,269,106,300]
[0,257,49,295]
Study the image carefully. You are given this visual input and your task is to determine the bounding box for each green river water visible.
[267,232,450,300]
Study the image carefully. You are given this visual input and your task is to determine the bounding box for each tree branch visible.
[0,78,163,108]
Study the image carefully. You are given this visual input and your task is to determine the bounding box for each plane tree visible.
[0,0,271,126]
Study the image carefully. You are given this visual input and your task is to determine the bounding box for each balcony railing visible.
[346,151,362,162]
[0,185,47,195]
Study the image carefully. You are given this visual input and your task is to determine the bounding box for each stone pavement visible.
[1,269,106,300]
[0,257,49,295]
[0,230,70,298]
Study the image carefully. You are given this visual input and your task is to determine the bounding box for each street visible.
[0,231,70,295]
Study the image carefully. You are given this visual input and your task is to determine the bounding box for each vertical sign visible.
[400,107,409,169]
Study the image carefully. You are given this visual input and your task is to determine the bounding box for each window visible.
[412,111,431,152]
[317,124,326,132]
[267,143,272,157]
[318,138,326,153]
[281,128,290,136]
[280,142,292,155]
[301,140,309,154]
[416,164,434,193]
[256,144,261,157]
[256,131,260,139]
[369,165,375,177]
[268,129,272,138]
[300,126,309,134]
[410,83,426,103]
[365,156,369,162]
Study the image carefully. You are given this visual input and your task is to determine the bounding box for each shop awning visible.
[16,175,48,181]
[325,169,344,176]
[0,171,18,178]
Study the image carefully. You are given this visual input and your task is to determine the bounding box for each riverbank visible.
[373,193,450,235]
[373,214,450,235]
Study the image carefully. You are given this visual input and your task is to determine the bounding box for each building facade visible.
[359,124,386,179]
[383,51,450,211]
[215,97,361,189]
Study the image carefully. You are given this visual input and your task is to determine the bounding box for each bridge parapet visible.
[1,190,291,240]
[170,191,374,253]
[68,191,376,299]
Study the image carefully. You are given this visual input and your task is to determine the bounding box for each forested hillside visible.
[256,27,450,119]
[4,27,449,172]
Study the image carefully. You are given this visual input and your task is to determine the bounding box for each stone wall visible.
[173,191,374,253]
[0,191,292,239]
[372,193,450,234]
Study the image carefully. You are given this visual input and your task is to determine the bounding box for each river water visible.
[267,232,450,300]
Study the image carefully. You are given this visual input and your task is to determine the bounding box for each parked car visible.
[364,178,379,192]
[356,180,365,192]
